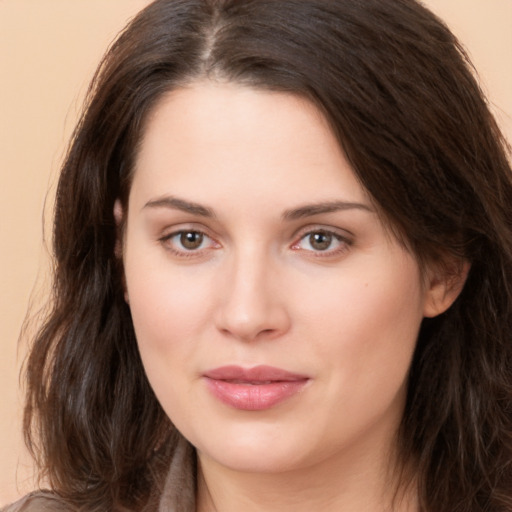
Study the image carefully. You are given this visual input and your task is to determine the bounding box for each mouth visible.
[203,365,310,411]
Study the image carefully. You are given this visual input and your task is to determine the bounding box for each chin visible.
[202,447,306,474]
[192,425,311,474]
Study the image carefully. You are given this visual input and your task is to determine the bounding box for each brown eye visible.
[291,229,349,256]
[180,231,204,250]
[308,232,333,251]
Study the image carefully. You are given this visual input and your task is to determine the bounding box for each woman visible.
[3,0,512,510]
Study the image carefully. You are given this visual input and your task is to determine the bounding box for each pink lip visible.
[203,365,309,411]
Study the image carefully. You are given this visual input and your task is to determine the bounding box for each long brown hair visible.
[24,1,512,510]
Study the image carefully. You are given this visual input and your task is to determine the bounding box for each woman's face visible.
[121,82,446,475]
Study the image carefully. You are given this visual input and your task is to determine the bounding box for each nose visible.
[214,249,291,342]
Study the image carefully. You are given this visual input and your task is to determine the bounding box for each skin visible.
[119,81,462,511]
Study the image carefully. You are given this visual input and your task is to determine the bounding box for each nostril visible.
[213,270,291,341]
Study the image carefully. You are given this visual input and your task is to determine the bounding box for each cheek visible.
[124,259,214,417]
[124,250,216,355]
[295,252,424,381]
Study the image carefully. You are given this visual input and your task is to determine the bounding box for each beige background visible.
[1,0,511,503]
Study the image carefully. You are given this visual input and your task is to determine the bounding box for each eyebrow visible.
[143,196,372,220]
[282,200,373,220]
[143,196,215,217]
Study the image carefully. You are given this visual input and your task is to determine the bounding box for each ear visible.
[113,199,129,304]
[423,258,470,318]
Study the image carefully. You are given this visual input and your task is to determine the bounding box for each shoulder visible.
[1,492,75,512]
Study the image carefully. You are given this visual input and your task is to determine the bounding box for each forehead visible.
[131,81,369,209]
[137,81,337,165]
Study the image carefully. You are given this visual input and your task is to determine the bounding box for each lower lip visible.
[204,378,308,411]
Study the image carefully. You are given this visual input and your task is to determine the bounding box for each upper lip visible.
[203,365,309,382]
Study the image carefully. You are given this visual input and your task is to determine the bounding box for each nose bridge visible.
[215,242,289,341]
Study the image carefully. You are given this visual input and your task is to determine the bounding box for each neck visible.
[196,441,418,512]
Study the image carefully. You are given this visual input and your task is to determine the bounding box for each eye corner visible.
[158,228,221,259]
[290,227,353,259]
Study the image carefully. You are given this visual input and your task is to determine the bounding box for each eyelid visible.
[291,223,354,241]
[158,224,221,258]
[290,225,353,256]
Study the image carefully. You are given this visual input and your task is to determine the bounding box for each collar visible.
[157,436,196,512]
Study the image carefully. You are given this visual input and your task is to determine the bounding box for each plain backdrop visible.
[1,0,511,503]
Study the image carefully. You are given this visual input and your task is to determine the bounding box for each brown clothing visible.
[1,438,196,512]
[0,493,72,512]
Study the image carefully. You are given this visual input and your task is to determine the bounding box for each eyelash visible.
[159,229,219,258]
[159,227,352,259]
[291,228,352,257]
